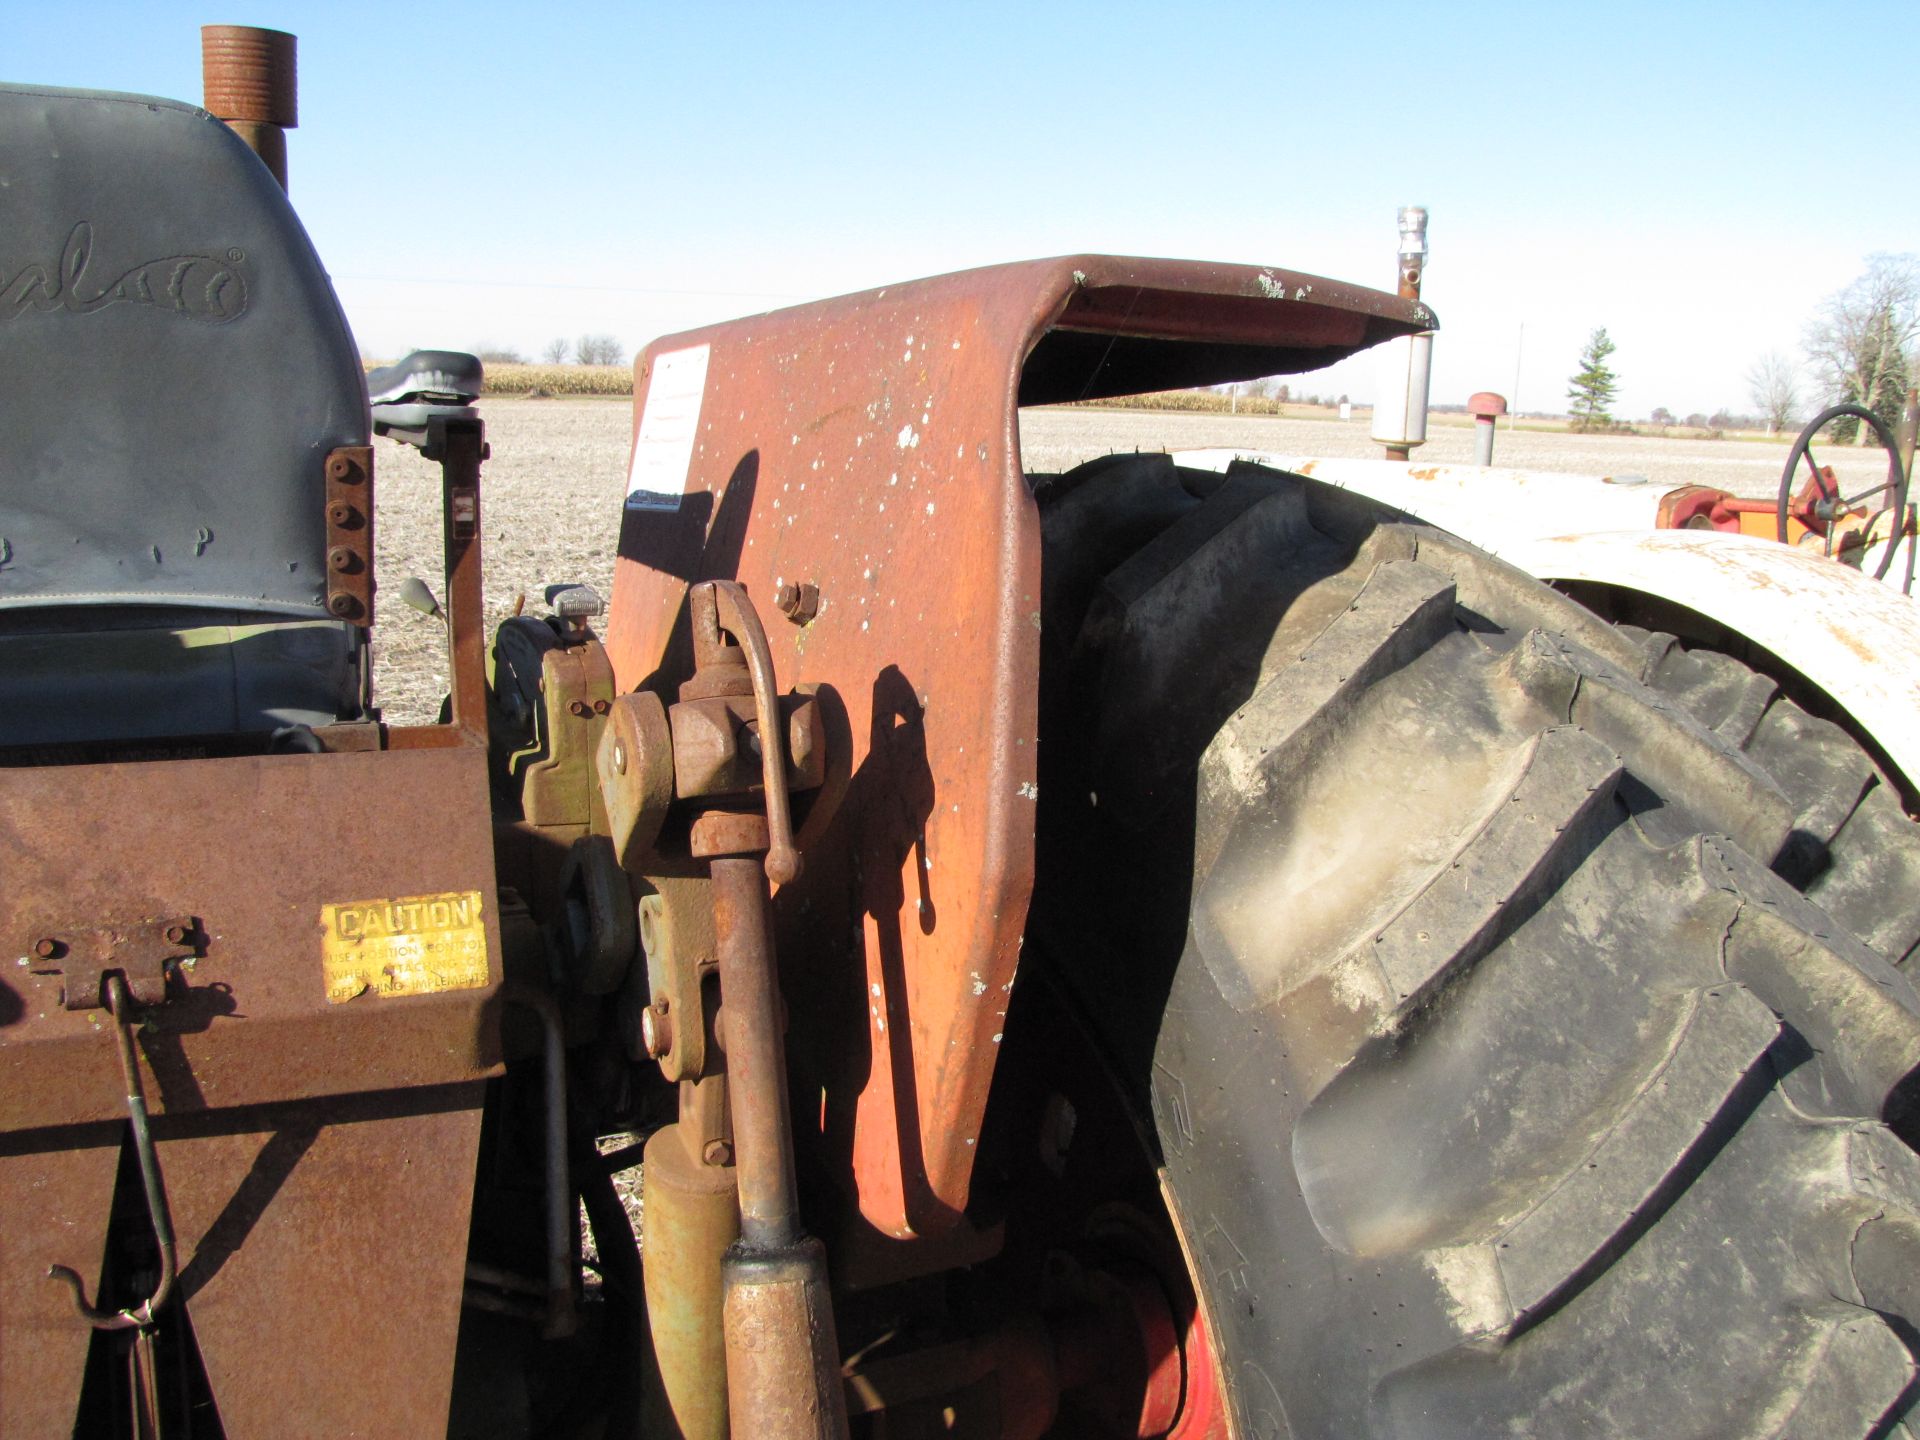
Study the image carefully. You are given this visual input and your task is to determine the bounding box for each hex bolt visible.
[702,1139,734,1167]
[32,937,57,959]
[568,699,592,719]
[775,580,820,625]
[640,1001,673,1059]
[163,923,187,944]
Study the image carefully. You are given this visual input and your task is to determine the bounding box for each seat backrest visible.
[0,85,368,622]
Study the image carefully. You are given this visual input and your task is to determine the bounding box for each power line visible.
[329,272,808,302]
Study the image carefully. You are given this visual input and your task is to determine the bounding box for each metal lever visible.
[697,581,803,885]
[48,975,178,1331]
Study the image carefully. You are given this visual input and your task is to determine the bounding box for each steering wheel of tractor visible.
[1777,402,1909,580]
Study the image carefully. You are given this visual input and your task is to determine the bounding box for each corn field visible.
[366,361,635,396]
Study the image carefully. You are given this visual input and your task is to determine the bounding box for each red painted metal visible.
[1167,1297,1230,1440]
[1657,485,1739,532]
[606,255,1428,1239]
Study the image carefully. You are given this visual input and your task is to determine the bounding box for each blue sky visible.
[9,2,1917,417]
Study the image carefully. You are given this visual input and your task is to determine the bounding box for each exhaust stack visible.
[201,25,297,190]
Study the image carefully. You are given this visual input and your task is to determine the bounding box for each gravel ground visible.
[371,398,631,723]
[1017,407,1900,501]
[370,398,1899,720]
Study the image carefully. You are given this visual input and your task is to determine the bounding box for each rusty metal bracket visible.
[498,626,615,831]
[683,581,804,885]
[26,915,197,1010]
[631,880,718,1080]
[323,445,374,626]
[47,976,179,1332]
[598,690,675,868]
[671,691,824,803]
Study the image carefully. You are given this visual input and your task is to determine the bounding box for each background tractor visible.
[7,27,1920,1440]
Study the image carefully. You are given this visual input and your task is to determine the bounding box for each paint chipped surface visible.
[604,255,1432,1240]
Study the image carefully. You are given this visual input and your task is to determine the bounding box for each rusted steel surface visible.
[154,1089,483,1438]
[26,915,191,1010]
[201,25,296,190]
[606,256,1428,1238]
[0,1138,119,1438]
[722,1239,851,1440]
[0,745,503,1130]
[323,445,375,625]
[711,856,800,1248]
[0,737,500,1432]
[438,420,492,743]
[200,26,297,126]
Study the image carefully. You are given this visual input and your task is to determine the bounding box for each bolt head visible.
[163,923,187,944]
[640,1001,673,1059]
[612,741,627,774]
[702,1139,734,1167]
[327,594,356,617]
[773,581,800,614]
[32,937,56,959]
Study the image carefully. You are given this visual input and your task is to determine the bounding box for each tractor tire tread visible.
[1027,455,1920,1439]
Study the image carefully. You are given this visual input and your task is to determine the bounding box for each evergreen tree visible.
[1567,328,1619,432]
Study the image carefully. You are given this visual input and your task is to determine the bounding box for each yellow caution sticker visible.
[321,891,490,1003]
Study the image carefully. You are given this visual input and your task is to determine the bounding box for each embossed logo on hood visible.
[2,222,249,322]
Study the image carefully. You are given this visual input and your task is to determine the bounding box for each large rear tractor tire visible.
[1026,456,1920,1439]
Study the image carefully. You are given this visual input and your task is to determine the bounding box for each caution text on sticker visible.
[322,890,490,1003]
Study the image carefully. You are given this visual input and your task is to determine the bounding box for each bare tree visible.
[1804,254,1920,444]
[575,334,624,367]
[1744,351,1800,434]
[541,337,571,364]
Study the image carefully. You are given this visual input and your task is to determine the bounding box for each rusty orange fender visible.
[605,256,1428,1242]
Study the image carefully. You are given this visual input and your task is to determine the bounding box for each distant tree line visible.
[1727,254,1916,440]
[465,335,629,367]
[1570,255,1917,441]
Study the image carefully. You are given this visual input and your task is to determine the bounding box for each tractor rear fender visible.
[1518,528,1920,794]
[604,256,1429,1241]
[1173,451,1920,798]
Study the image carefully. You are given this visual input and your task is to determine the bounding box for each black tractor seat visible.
[0,84,373,749]
[369,349,483,448]
[368,349,484,406]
